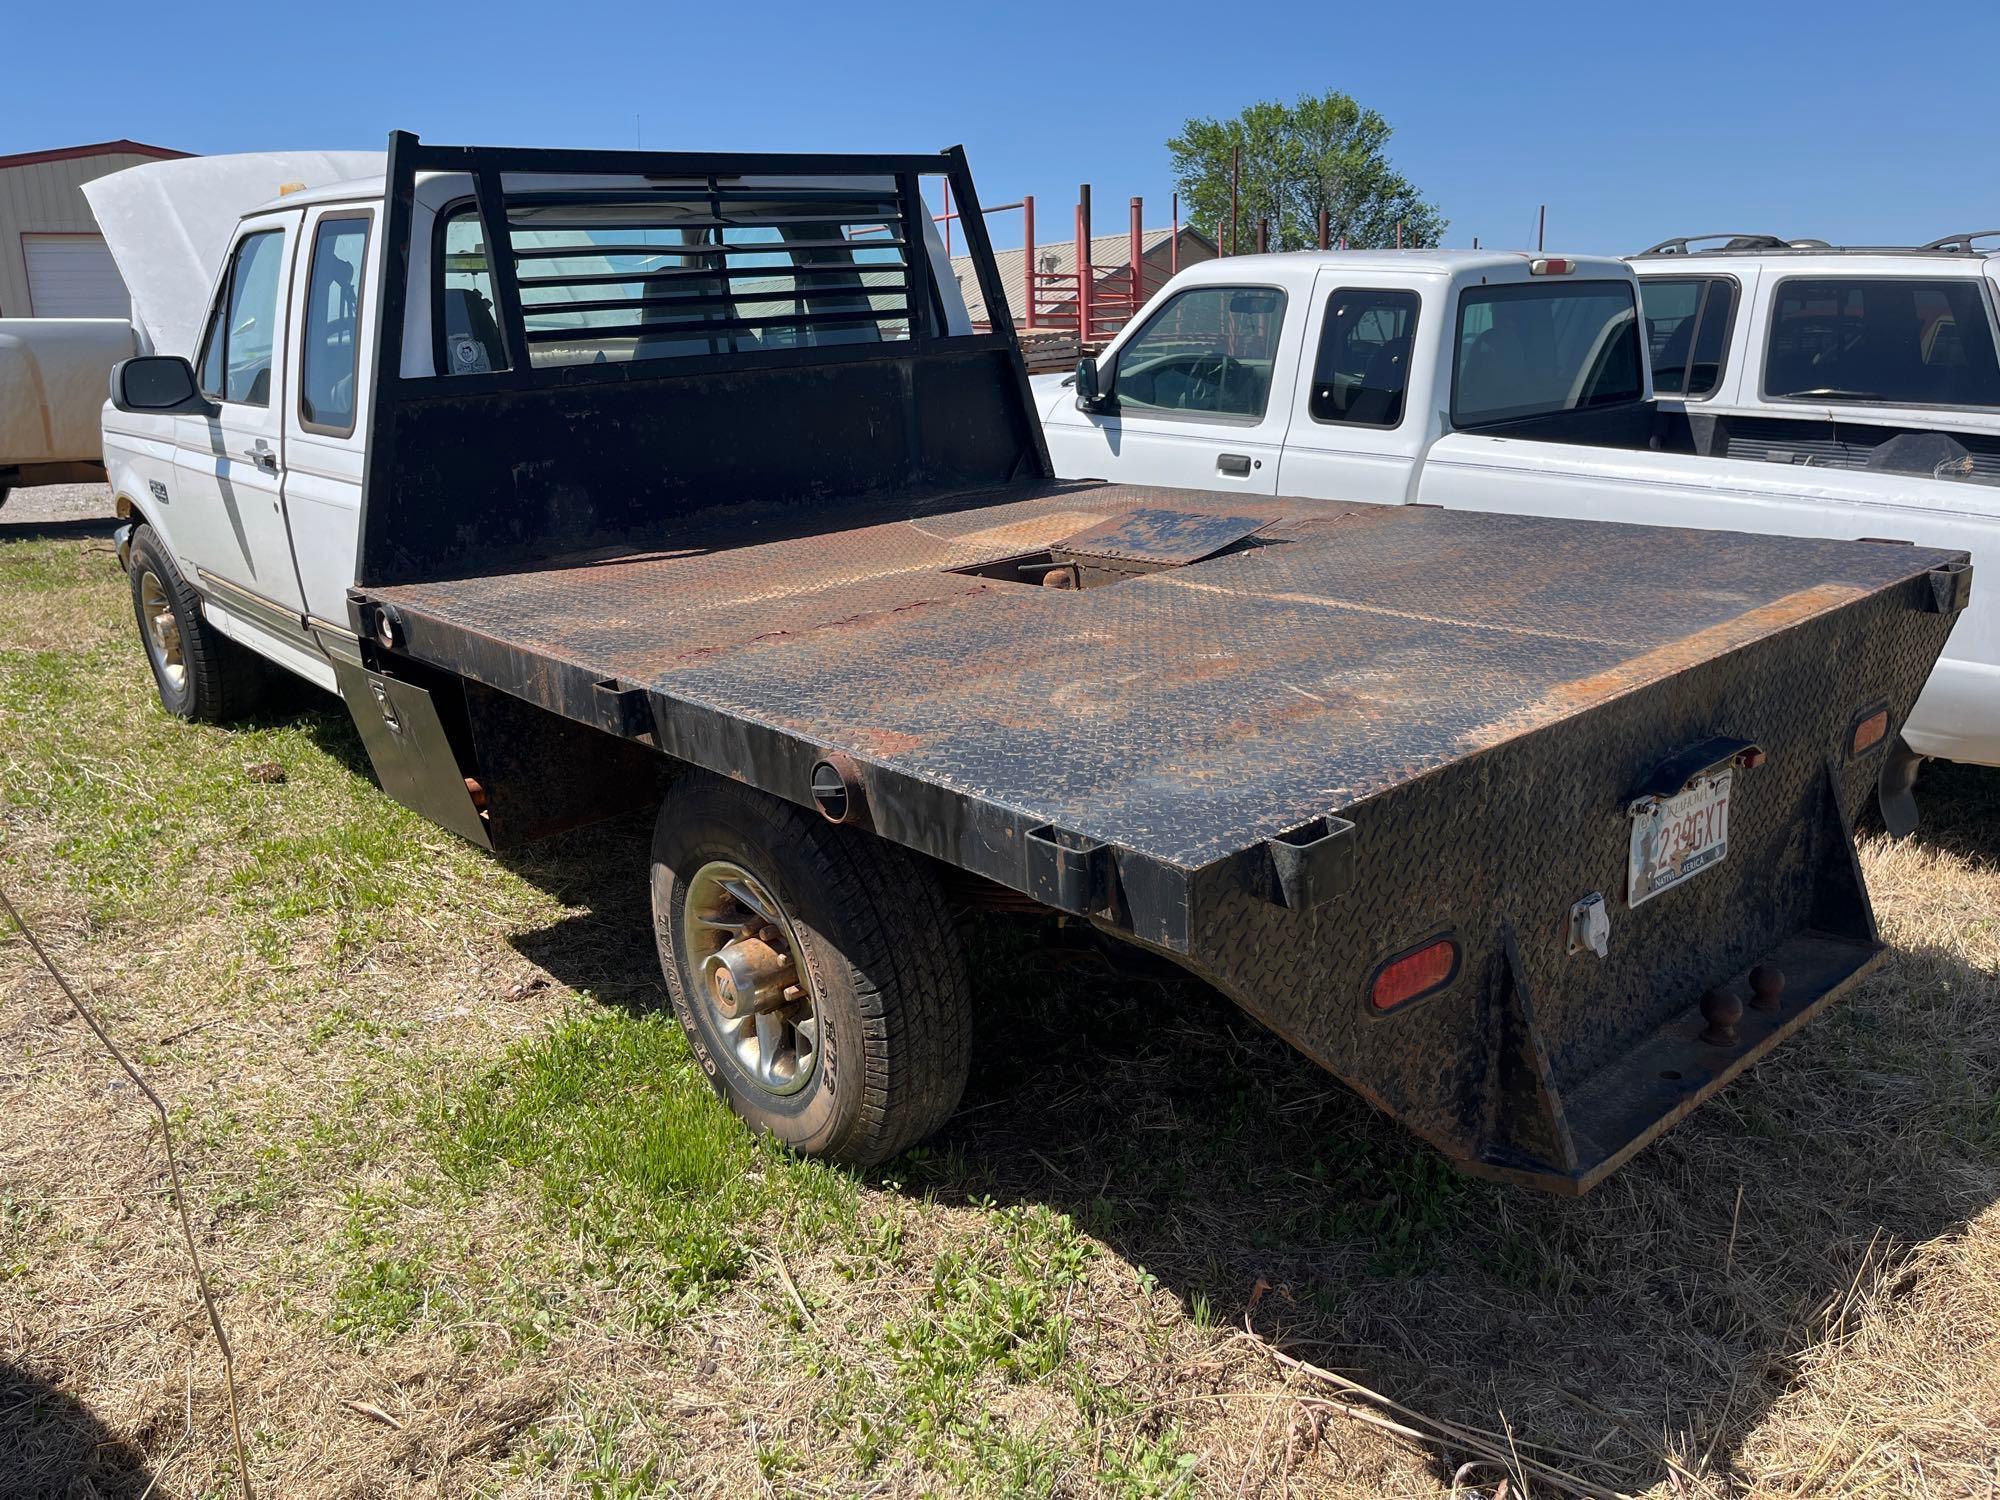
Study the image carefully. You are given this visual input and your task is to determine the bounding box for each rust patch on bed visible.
[1467,582,1867,751]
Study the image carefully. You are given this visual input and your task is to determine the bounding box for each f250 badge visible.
[147,479,169,503]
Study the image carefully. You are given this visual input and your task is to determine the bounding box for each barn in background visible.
[0,140,190,318]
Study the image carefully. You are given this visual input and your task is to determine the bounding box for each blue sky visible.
[9,0,1995,256]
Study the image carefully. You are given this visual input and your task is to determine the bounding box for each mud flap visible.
[332,659,492,848]
[1876,735,1924,839]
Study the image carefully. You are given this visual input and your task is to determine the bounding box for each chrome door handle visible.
[1217,452,1252,477]
[242,440,278,474]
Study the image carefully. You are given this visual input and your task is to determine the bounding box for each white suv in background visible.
[1629,231,2000,480]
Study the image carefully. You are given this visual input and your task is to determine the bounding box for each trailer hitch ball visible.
[702,936,794,1019]
[809,754,866,825]
[1699,985,1743,1045]
[1747,963,1785,1012]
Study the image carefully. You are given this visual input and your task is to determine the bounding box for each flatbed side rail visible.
[355,131,1051,588]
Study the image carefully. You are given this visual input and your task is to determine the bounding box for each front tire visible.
[127,525,268,722]
[650,774,971,1168]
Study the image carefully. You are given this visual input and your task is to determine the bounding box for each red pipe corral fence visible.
[936,181,1182,350]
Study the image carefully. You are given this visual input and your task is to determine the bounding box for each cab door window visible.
[194,229,287,406]
[1111,286,1287,418]
[1640,276,1738,397]
[298,215,370,434]
[1310,288,1419,426]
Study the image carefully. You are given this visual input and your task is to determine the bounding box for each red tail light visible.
[1370,937,1460,1012]
[1851,706,1889,756]
[1529,256,1574,275]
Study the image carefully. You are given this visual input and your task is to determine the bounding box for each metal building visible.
[0,139,189,318]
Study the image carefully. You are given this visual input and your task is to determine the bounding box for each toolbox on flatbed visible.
[307,136,1971,1190]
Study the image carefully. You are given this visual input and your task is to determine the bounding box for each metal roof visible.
[0,139,190,172]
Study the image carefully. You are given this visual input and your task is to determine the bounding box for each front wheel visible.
[650,774,971,1168]
[127,525,270,722]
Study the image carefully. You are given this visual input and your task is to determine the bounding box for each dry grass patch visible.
[3,529,1998,1497]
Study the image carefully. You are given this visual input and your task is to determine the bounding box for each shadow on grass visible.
[0,514,118,543]
[1918,756,2000,866]
[0,1360,158,1498]
[880,901,1990,1493]
[498,811,664,1013]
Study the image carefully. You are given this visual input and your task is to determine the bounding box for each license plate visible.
[1628,770,1731,906]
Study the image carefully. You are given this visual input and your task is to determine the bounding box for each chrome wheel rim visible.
[138,571,187,694]
[682,860,820,1097]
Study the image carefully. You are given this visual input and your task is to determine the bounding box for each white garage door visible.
[24,234,131,317]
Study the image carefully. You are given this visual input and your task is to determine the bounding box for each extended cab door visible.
[1274,270,1434,505]
[282,206,376,628]
[1041,280,1301,494]
[173,212,309,616]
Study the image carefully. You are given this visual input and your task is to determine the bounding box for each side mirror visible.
[1074,355,1110,412]
[111,356,217,417]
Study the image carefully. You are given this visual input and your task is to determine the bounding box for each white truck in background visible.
[0,318,136,504]
[1631,231,2000,480]
[1033,249,1999,795]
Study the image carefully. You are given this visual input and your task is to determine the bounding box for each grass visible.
[3,517,1999,1496]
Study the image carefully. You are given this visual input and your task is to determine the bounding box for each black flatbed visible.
[368,482,1952,877]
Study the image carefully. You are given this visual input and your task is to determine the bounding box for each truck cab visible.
[100,157,977,698]
[1039,249,1646,508]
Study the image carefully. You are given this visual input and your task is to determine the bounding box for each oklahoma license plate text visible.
[1628,770,1731,907]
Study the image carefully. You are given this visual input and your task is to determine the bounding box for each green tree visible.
[1168,92,1446,253]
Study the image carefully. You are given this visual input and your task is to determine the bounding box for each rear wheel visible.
[650,774,971,1167]
[127,525,269,722]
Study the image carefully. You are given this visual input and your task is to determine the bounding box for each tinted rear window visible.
[1764,277,2000,408]
[1453,280,1643,427]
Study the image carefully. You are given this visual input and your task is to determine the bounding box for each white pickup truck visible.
[76,135,1976,1189]
[1631,232,2000,479]
[1034,249,2000,787]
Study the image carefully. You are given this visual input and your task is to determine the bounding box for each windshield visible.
[1764,277,2000,409]
[1453,279,1644,427]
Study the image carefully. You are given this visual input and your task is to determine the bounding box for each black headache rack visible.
[342,137,1971,1194]
[354,130,1048,588]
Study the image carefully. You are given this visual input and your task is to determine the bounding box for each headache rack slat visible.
[520,307,909,342]
[507,238,912,259]
[500,187,908,207]
[515,264,910,290]
[508,212,904,232]
[524,288,916,324]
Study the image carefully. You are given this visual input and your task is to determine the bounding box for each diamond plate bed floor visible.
[365,481,1955,870]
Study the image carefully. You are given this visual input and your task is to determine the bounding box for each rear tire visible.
[127,525,270,722]
[650,773,971,1168]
